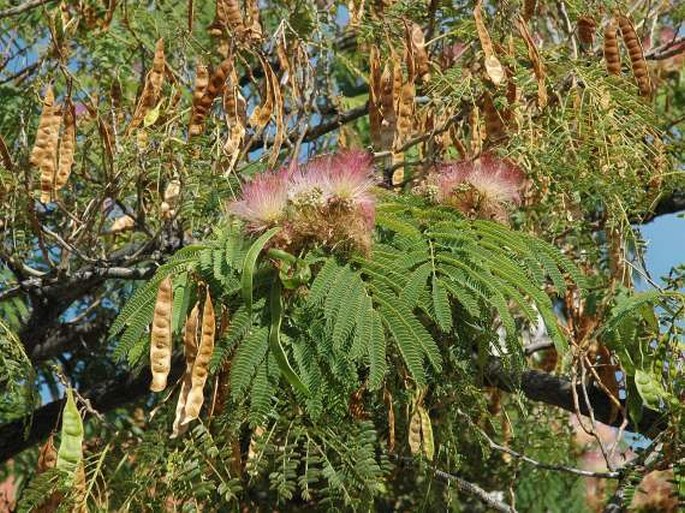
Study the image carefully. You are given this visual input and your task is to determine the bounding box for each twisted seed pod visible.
[55,99,76,192]
[56,388,84,472]
[189,58,232,137]
[604,23,621,76]
[150,276,173,392]
[37,434,58,472]
[577,15,596,47]
[182,290,215,424]
[617,14,652,96]
[171,303,200,438]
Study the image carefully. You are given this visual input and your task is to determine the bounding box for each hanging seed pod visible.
[408,23,430,81]
[150,276,173,392]
[55,98,76,192]
[408,407,422,455]
[482,91,506,143]
[128,38,165,133]
[368,45,383,150]
[418,406,434,461]
[616,14,652,96]
[604,23,621,76]
[189,58,232,137]
[56,388,84,473]
[171,303,200,438]
[245,0,262,42]
[36,435,58,473]
[395,81,415,148]
[577,15,596,47]
[31,86,62,203]
[384,389,396,452]
[182,290,216,424]
[515,15,547,107]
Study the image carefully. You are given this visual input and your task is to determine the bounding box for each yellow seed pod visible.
[150,276,173,392]
[56,388,84,473]
[181,291,215,424]
[55,99,76,192]
[418,406,434,461]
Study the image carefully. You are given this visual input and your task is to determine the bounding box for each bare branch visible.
[0,0,55,19]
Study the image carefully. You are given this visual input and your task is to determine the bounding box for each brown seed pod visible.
[36,435,58,473]
[128,38,165,133]
[245,0,262,42]
[604,22,621,76]
[31,86,62,203]
[368,45,383,150]
[482,91,506,143]
[395,81,415,149]
[55,99,76,192]
[616,14,652,96]
[408,407,422,455]
[248,56,276,133]
[150,276,173,392]
[577,15,596,47]
[182,290,216,424]
[418,406,434,460]
[408,23,430,81]
[171,303,200,438]
[515,15,547,107]
[523,0,536,20]
[189,64,210,136]
[189,58,232,137]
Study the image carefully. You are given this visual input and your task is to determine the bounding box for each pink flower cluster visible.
[230,150,377,253]
[419,154,524,223]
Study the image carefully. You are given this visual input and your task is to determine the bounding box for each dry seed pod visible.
[249,56,276,133]
[30,86,57,166]
[150,276,173,392]
[189,58,232,137]
[182,291,215,424]
[408,408,422,455]
[577,15,596,47]
[616,14,652,96]
[482,92,506,143]
[245,0,262,42]
[191,65,209,109]
[383,388,396,453]
[604,23,621,76]
[55,99,76,192]
[171,303,200,438]
[128,38,165,133]
[369,45,383,150]
[31,87,62,203]
[515,15,547,107]
[408,23,430,81]
[37,435,58,473]
[395,81,415,149]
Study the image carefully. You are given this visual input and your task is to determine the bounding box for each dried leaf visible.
[182,290,216,424]
[150,276,173,392]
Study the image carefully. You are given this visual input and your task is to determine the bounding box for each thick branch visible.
[484,359,666,438]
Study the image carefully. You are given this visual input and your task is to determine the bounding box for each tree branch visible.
[0,0,54,19]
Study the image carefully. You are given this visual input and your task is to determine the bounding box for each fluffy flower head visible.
[229,167,291,232]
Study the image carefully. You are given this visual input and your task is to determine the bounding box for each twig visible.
[432,467,517,513]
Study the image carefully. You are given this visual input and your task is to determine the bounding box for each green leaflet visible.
[270,281,309,395]
[242,227,281,314]
[56,388,84,473]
